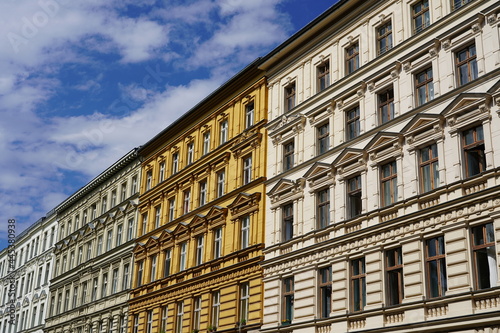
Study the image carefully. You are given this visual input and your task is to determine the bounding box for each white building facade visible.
[261,0,500,332]
[44,148,141,333]
[0,212,58,333]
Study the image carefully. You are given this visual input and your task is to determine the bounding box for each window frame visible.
[239,283,250,323]
[412,0,430,34]
[211,291,220,329]
[179,242,187,271]
[319,267,332,318]
[245,101,255,129]
[471,223,497,290]
[378,87,395,124]
[380,160,398,207]
[415,66,434,106]
[220,120,228,145]
[425,236,447,298]
[419,143,439,192]
[385,247,404,306]
[282,277,294,324]
[317,122,329,155]
[462,124,485,178]
[243,155,252,185]
[345,42,360,74]
[241,216,250,249]
[282,203,294,242]
[203,131,211,155]
[317,188,330,229]
[350,257,366,312]
[214,227,223,259]
[347,175,362,219]
[216,170,225,198]
[283,141,295,171]
[317,61,330,92]
[377,20,393,55]
[284,82,296,112]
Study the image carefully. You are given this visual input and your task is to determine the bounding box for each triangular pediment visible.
[401,114,442,134]
[173,222,189,236]
[133,242,145,253]
[205,206,227,221]
[365,132,401,152]
[487,79,500,93]
[23,297,30,306]
[332,148,364,168]
[267,179,296,196]
[189,214,207,228]
[441,93,488,118]
[303,162,331,180]
[158,229,174,242]
[144,236,159,249]
[228,192,260,209]
[40,290,47,299]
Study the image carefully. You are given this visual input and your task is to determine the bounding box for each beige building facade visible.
[261,0,500,332]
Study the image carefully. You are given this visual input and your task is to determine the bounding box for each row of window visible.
[50,263,131,317]
[133,284,249,333]
[137,217,250,286]
[284,223,495,322]
[283,0,475,112]
[0,262,51,306]
[2,302,46,333]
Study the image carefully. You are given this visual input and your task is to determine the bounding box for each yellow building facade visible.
[129,61,267,333]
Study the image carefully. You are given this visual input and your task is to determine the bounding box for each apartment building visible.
[261,0,500,332]
[129,61,267,333]
[44,148,141,333]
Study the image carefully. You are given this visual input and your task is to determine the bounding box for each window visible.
[471,223,497,289]
[101,273,108,297]
[452,0,473,10]
[91,278,98,301]
[142,213,148,235]
[97,235,103,256]
[319,267,332,318]
[155,206,161,228]
[282,277,294,324]
[146,171,152,190]
[150,254,157,282]
[240,283,250,322]
[116,224,123,247]
[211,291,220,328]
[413,0,430,33]
[381,161,397,207]
[81,282,88,304]
[241,216,250,249]
[133,315,139,333]
[217,170,225,198]
[346,106,360,140]
[214,228,222,259]
[112,268,119,293]
[122,264,130,290]
[101,196,108,215]
[243,156,252,185]
[146,310,153,333]
[463,125,485,177]
[64,289,70,311]
[416,67,434,106]
[386,247,404,305]
[245,102,255,128]
[285,83,296,112]
[106,230,113,251]
[164,249,171,277]
[120,315,127,333]
[187,143,194,165]
[168,198,176,222]
[351,258,366,312]
[179,242,187,271]
[282,203,293,242]
[317,189,330,229]
[377,21,393,55]
[199,181,207,206]
[347,175,362,219]
[317,123,329,155]
[121,182,127,201]
[196,236,204,266]
[317,61,330,92]
[220,120,228,145]
[193,296,201,330]
[378,87,394,123]
[132,175,138,194]
[346,43,359,74]
[86,241,92,260]
[425,236,447,298]
[172,153,179,174]
[83,210,88,224]
[161,306,168,332]
[127,218,134,241]
[420,144,439,192]
[203,132,211,155]
[137,260,144,287]
[457,44,478,87]
[159,162,166,182]
[183,189,191,214]
[283,141,294,171]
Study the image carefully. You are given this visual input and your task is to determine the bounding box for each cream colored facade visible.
[262,0,500,332]
[44,149,140,333]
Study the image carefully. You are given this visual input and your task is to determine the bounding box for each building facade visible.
[261,0,500,332]
[129,61,267,333]
[0,211,57,333]
[44,149,141,333]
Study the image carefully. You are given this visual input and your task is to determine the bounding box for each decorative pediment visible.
[303,162,332,180]
[268,114,306,146]
[33,293,40,302]
[268,178,305,208]
[173,222,190,242]
[144,236,159,249]
[401,114,442,134]
[228,192,261,219]
[40,290,47,299]
[267,179,296,197]
[402,114,443,150]
[23,297,30,306]
[441,93,491,133]
[230,130,263,158]
[332,148,366,180]
[158,229,174,243]
[16,302,21,310]
[205,206,228,221]
[133,242,146,254]
[189,214,207,236]
[365,132,402,166]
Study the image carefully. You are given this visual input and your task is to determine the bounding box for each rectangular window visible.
[127,218,134,241]
[317,61,330,92]
[283,141,294,171]
[214,228,222,259]
[97,235,103,256]
[179,242,187,271]
[220,120,228,145]
[381,161,398,207]
[346,43,360,74]
[347,175,362,219]
[86,241,92,260]
[285,83,296,112]
[425,236,447,298]
[199,181,207,206]
[452,0,473,10]
[116,224,123,247]
[101,196,107,214]
[282,203,293,241]
[169,198,176,222]
[377,21,393,55]
[91,204,97,220]
[386,247,404,305]
[317,189,330,229]
[106,230,113,251]
[161,306,168,332]
[193,296,201,331]
[137,261,144,287]
[245,102,254,129]
[420,144,439,192]
[146,171,152,191]
[172,153,179,174]
[282,277,294,324]
[319,267,332,318]
[415,67,434,106]
[241,216,250,249]
[164,249,172,277]
[142,213,148,236]
[217,170,225,198]
[133,315,139,333]
[155,206,161,228]
[150,254,157,282]
[203,132,211,155]
[240,283,250,322]
[243,156,252,185]
[211,291,220,328]
[101,273,108,298]
[463,125,485,177]
[112,268,119,293]
[64,289,70,311]
[413,0,430,33]
[187,142,194,165]
[183,190,191,214]
[317,122,329,155]
[471,223,497,289]
[123,264,130,290]
[120,316,127,333]
[351,258,366,312]
[81,282,87,304]
[132,176,138,194]
[159,162,166,182]
[91,278,98,301]
[196,236,204,266]
[346,106,360,140]
[378,87,395,124]
[121,182,127,202]
[146,310,153,333]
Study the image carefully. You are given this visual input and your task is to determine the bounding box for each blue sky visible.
[0,0,337,249]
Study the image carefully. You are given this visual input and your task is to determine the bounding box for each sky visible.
[0,0,337,250]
